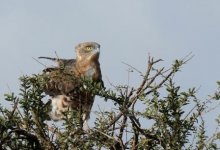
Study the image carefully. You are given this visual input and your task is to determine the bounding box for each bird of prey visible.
[39,42,103,129]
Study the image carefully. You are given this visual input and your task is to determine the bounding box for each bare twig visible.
[131,122,139,150]
[118,116,127,140]
[93,128,121,143]
[54,51,60,59]
[129,116,159,142]
[122,61,144,77]
[32,57,47,68]
[106,112,123,129]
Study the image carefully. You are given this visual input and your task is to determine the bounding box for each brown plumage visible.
[39,42,103,128]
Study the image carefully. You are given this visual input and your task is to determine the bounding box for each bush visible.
[0,55,220,149]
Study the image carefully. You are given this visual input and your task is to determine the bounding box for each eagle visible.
[39,42,103,129]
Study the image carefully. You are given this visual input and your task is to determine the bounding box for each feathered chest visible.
[84,66,96,77]
[74,60,101,82]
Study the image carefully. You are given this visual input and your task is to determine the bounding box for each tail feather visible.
[38,56,57,61]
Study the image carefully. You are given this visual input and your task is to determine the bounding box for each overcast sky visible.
[1,0,220,140]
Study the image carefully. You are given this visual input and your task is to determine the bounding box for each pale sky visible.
[1,0,220,142]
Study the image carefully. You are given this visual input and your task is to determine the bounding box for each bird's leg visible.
[82,113,90,131]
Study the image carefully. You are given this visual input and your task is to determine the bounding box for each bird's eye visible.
[86,46,92,51]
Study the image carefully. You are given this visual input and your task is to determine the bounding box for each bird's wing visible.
[39,56,76,68]
[43,68,81,96]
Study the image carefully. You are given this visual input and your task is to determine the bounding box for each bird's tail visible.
[38,56,57,61]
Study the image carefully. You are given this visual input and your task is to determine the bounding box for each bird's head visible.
[75,42,100,61]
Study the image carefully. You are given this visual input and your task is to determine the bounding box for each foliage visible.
[0,55,220,149]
